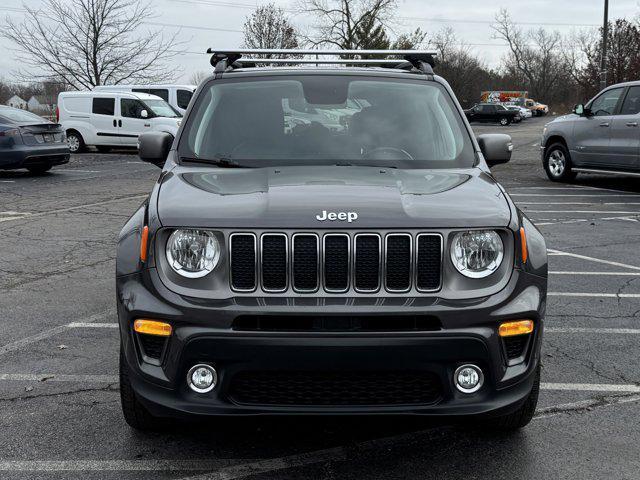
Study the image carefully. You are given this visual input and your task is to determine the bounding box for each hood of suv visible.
[157,166,511,229]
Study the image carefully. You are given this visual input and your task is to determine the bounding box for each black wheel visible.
[544,142,577,182]
[499,117,510,126]
[96,146,112,153]
[491,365,540,430]
[66,131,85,153]
[26,164,53,175]
[119,348,163,431]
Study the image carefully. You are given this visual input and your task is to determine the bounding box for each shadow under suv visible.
[116,50,547,432]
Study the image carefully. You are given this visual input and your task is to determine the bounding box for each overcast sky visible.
[1,0,639,85]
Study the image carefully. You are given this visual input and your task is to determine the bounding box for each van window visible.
[121,98,147,118]
[63,97,90,113]
[133,88,169,102]
[619,86,640,115]
[177,89,193,109]
[92,98,115,116]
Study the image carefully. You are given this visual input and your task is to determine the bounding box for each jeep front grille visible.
[229,232,442,294]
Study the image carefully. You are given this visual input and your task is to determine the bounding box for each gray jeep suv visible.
[542,81,640,181]
[116,49,547,432]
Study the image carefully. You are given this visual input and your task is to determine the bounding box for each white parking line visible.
[528,210,640,214]
[550,271,640,276]
[536,215,640,226]
[510,194,640,197]
[547,249,640,271]
[542,383,640,393]
[0,460,233,472]
[0,374,118,383]
[548,292,640,298]
[0,311,112,357]
[518,202,640,205]
[67,322,118,328]
[546,328,640,334]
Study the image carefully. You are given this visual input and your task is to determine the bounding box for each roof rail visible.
[207,49,438,74]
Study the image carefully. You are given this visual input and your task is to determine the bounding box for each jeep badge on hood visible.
[316,210,358,222]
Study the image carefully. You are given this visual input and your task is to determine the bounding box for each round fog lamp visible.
[454,364,483,394]
[187,364,218,393]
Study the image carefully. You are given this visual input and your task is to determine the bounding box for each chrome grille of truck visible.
[229,232,442,294]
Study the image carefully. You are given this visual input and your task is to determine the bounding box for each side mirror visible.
[140,109,149,119]
[477,133,513,167]
[574,104,584,116]
[138,131,173,168]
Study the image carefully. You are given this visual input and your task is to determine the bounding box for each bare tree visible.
[491,8,566,101]
[392,28,427,50]
[430,27,489,107]
[2,0,182,90]
[300,0,397,50]
[243,3,300,57]
[188,71,210,86]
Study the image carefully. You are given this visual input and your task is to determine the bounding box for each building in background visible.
[6,95,27,109]
[27,95,55,116]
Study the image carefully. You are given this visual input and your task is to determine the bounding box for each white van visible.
[57,91,182,153]
[92,84,196,114]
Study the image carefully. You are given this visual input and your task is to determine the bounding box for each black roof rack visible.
[206,49,437,75]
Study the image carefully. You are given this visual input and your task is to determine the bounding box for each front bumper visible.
[0,144,70,170]
[117,268,545,417]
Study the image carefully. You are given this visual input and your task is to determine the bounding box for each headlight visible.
[451,230,504,278]
[166,229,220,278]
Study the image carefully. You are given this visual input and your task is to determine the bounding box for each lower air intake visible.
[228,371,443,406]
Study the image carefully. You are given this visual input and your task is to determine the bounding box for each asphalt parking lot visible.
[1,115,639,479]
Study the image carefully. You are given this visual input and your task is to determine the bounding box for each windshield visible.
[144,99,181,118]
[180,76,475,168]
[0,108,48,123]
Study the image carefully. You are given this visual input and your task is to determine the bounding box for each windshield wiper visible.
[180,156,251,168]
[334,161,397,169]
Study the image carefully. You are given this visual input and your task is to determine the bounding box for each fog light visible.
[454,364,483,394]
[187,364,218,393]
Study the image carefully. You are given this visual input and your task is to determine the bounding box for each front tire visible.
[491,365,540,430]
[544,142,577,182]
[66,131,85,153]
[119,349,163,431]
[499,117,510,126]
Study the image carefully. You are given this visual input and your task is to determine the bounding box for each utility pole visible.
[600,0,609,90]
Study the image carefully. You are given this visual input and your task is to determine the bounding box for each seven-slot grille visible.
[229,233,442,293]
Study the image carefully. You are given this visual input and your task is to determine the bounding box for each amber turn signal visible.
[140,226,149,262]
[134,319,172,337]
[519,226,528,264]
[499,320,534,337]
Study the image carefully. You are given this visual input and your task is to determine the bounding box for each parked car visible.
[505,105,523,123]
[506,104,532,120]
[93,84,196,115]
[464,103,519,126]
[0,105,69,174]
[542,80,640,181]
[57,91,182,153]
[524,99,549,116]
[116,49,547,433]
